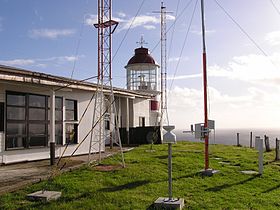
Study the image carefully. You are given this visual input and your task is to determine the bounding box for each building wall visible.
[0,82,102,164]
[132,98,150,127]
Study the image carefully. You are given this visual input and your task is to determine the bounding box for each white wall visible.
[133,98,150,127]
[0,82,102,164]
[0,81,154,164]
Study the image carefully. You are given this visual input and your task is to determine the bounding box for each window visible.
[65,99,78,144]
[139,117,145,127]
[27,94,48,148]
[6,92,48,150]
[105,113,110,130]
[6,92,27,149]
[0,102,4,132]
[65,99,77,121]
[65,123,77,144]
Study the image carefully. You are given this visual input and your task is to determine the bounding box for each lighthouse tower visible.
[125,39,160,126]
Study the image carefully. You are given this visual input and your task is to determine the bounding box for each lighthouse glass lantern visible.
[125,47,159,93]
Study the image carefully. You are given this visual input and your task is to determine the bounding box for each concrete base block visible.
[200,168,220,176]
[154,197,184,210]
[240,170,259,175]
[27,190,61,202]
[218,161,230,165]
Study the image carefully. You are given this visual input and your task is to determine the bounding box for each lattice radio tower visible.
[160,1,169,126]
[88,0,125,167]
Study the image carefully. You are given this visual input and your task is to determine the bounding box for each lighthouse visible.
[125,40,161,126]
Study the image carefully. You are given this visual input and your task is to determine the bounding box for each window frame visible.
[5,91,49,150]
[65,99,78,144]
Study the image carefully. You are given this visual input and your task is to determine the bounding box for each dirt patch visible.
[94,164,123,172]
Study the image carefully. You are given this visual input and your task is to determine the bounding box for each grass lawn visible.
[1,142,280,209]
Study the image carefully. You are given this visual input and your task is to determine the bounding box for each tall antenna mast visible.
[88,0,125,167]
[160,1,169,126]
[201,0,209,170]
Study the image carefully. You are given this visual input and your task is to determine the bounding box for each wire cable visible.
[269,0,280,16]
[167,0,181,61]
[169,0,198,91]
[213,0,269,57]
[112,0,147,61]
[149,0,194,59]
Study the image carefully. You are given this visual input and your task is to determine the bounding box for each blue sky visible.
[1,0,280,129]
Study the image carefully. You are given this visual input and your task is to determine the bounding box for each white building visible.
[0,64,158,164]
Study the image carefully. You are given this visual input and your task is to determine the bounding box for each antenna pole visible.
[160,1,168,127]
[201,0,209,170]
[88,0,125,167]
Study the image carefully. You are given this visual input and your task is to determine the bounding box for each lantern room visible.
[125,47,159,93]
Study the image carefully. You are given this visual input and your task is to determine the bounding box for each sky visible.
[0,0,280,130]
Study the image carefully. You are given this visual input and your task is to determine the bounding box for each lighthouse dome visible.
[127,47,156,65]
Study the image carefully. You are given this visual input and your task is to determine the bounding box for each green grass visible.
[1,142,280,209]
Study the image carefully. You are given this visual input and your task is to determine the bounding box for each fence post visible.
[276,138,280,161]
[264,135,271,152]
[250,132,253,148]
[237,133,240,146]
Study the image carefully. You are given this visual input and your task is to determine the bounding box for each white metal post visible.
[50,90,55,165]
[126,98,129,144]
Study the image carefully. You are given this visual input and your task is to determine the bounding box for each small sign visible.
[195,124,204,139]
[208,120,215,130]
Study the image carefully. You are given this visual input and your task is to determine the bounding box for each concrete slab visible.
[218,161,231,165]
[27,190,61,202]
[240,170,258,175]
[154,197,184,210]
[200,169,220,176]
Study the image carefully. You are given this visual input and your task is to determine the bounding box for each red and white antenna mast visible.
[88,0,125,167]
[201,0,209,170]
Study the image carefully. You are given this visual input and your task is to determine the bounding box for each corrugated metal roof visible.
[0,65,159,99]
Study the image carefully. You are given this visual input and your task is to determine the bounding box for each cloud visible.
[143,25,156,30]
[209,53,280,85]
[168,86,280,129]
[117,12,126,18]
[168,53,280,87]
[85,13,175,31]
[29,28,76,39]
[167,73,201,80]
[191,29,216,36]
[265,31,280,46]
[120,15,159,30]
[34,9,43,21]
[0,55,83,68]
[0,59,35,66]
[168,56,189,63]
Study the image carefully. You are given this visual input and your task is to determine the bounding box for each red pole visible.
[203,52,209,170]
[201,0,209,170]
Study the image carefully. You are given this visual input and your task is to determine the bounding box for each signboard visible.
[208,120,215,130]
[195,123,204,139]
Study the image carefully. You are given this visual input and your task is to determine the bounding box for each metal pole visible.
[201,0,209,170]
[250,132,253,148]
[237,132,240,146]
[50,90,55,165]
[126,98,130,145]
[276,138,279,161]
[168,143,172,200]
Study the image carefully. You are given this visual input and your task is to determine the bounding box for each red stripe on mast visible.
[201,0,209,170]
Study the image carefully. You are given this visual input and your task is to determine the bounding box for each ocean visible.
[174,128,280,148]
